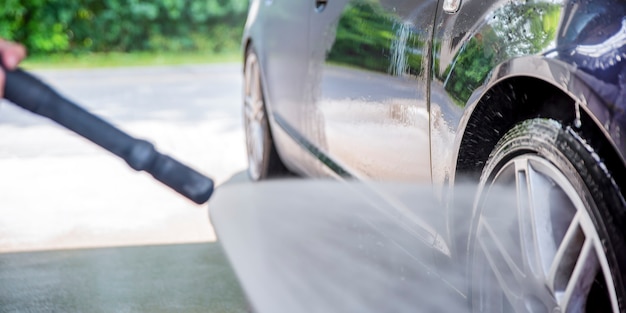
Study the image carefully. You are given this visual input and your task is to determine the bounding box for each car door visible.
[306,0,438,182]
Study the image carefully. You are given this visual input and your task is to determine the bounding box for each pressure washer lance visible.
[1,66,214,204]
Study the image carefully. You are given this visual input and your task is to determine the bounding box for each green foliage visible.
[443,2,561,105]
[0,0,248,55]
[444,36,496,104]
[328,2,393,73]
[328,1,423,75]
[22,50,240,69]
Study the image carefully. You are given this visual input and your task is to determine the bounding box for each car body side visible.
[242,0,626,291]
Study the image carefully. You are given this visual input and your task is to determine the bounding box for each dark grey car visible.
[241,0,626,311]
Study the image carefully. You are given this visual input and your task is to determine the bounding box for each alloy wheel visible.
[243,53,267,180]
[472,154,619,313]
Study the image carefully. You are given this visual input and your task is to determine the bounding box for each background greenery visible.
[0,0,248,62]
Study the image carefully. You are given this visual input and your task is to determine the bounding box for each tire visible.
[243,47,288,180]
[469,118,626,312]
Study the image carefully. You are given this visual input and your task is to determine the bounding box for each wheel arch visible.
[243,39,300,177]
[451,57,626,197]
[243,38,252,65]
[243,39,275,117]
[443,57,626,296]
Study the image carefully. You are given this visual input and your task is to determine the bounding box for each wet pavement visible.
[0,242,248,312]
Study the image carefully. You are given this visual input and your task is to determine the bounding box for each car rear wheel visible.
[470,118,625,312]
[243,48,287,180]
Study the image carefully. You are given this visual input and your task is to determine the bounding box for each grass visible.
[21,50,242,69]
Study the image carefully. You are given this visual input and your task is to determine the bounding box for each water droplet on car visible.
[574,118,582,128]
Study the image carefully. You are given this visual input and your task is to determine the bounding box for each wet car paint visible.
[306,0,437,182]
[433,0,626,189]
[429,0,626,260]
[244,0,626,183]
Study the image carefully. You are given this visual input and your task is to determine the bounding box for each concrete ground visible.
[0,242,248,312]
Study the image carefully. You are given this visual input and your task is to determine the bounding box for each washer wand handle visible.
[2,67,214,204]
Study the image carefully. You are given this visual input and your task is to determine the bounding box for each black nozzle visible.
[2,67,214,204]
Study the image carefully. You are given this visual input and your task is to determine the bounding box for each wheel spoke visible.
[247,65,265,122]
[244,96,264,124]
[251,63,261,102]
[477,217,525,308]
[253,100,265,122]
[475,246,510,312]
[558,238,599,312]
[515,159,544,278]
[548,213,584,294]
[244,60,254,97]
[244,96,253,118]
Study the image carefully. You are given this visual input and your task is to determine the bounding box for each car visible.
[241,0,626,312]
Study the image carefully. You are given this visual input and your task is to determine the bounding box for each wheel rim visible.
[243,53,266,180]
[472,154,619,313]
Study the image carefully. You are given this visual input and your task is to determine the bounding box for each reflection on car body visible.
[240,0,626,312]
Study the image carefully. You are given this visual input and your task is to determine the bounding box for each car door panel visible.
[307,0,438,182]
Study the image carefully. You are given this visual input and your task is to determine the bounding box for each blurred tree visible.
[0,0,249,55]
